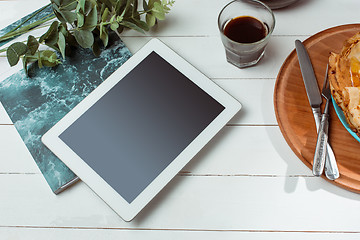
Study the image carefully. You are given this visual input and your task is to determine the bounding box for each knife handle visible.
[313,113,329,176]
[324,143,340,180]
[312,106,339,180]
[312,108,321,130]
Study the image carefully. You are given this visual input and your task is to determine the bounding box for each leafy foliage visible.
[1,0,175,75]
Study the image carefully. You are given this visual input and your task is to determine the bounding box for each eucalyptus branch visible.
[0,0,175,76]
[7,4,53,34]
[0,14,55,42]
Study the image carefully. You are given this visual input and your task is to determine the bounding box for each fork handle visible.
[313,112,329,176]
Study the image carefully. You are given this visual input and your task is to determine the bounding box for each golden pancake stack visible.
[329,32,360,137]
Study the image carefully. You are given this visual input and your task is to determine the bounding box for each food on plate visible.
[328,32,360,137]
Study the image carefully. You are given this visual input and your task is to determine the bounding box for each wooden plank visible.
[121,36,304,79]
[182,126,311,176]
[0,102,12,124]
[0,0,49,30]
[0,0,357,239]
[0,125,311,175]
[0,125,39,173]
[0,34,304,82]
[1,0,358,38]
[273,0,360,36]
[1,174,360,231]
[0,35,301,125]
[0,227,359,240]
[119,0,360,37]
[0,77,278,125]
[214,79,277,125]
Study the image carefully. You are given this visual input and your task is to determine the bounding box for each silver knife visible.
[295,40,339,179]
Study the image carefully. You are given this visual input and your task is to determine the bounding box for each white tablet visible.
[42,38,241,221]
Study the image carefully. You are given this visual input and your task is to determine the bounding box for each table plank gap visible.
[0,225,360,234]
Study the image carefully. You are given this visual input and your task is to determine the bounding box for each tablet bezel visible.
[42,38,241,221]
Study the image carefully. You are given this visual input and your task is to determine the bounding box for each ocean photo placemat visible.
[0,6,132,193]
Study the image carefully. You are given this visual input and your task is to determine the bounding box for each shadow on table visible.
[266,126,360,201]
[129,175,185,225]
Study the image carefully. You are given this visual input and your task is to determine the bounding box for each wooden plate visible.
[274,24,360,193]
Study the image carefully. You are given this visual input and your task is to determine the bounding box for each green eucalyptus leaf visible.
[132,0,138,17]
[146,13,156,27]
[77,12,85,27]
[74,29,94,48]
[37,51,43,68]
[117,25,124,34]
[58,31,66,58]
[147,0,154,8]
[131,18,149,31]
[53,11,65,23]
[52,3,66,23]
[51,0,61,6]
[99,22,104,35]
[22,56,28,76]
[153,11,165,20]
[45,28,59,46]
[84,0,94,14]
[83,5,98,31]
[76,2,81,13]
[152,2,165,20]
[6,42,27,66]
[3,0,174,72]
[58,23,77,46]
[110,22,119,31]
[148,0,160,9]
[115,0,127,15]
[58,23,68,36]
[125,4,134,18]
[100,24,108,47]
[110,14,116,23]
[79,0,86,11]
[120,20,145,34]
[39,21,59,43]
[92,41,101,57]
[119,0,132,18]
[101,7,110,22]
[116,15,123,23]
[40,50,60,67]
[46,44,60,53]
[60,0,77,11]
[61,11,77,23]
[162,0,172,12]
[100,2,105,16]
[62,0,76,6]
[153,1,164,11]
[65,31,78,46]
[99,0,113,9]
[27,35,39,55]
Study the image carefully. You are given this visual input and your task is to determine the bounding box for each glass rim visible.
[217,0,276,46]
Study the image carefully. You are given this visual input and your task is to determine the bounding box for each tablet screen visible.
[59,52,225,203]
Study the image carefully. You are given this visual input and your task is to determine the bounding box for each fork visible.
[313,66,336,177]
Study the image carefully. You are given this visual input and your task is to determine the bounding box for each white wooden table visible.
[1,0,360,239]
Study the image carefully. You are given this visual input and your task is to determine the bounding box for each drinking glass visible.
[218,0,275,68]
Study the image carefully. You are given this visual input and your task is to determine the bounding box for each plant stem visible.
[0,14,55,43]
[0,30,48,53]
[7,4,52,34]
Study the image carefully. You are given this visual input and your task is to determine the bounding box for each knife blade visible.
[295,40,322,111]
[295,40,339,179]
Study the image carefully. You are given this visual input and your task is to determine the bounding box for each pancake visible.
[329,32,360,137]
